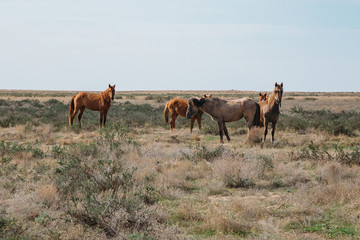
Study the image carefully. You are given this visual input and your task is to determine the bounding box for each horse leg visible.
[263,119,269,143]
[99,111,104,129]
[224,123,230,142]
[271,121,277,142]
[217,121,224,143]
[197,115,201,130]
[190,117,195,133]
[170,114,178,132]
[103,110,108,127]
[78,106,85,128]
[70,105,80,126]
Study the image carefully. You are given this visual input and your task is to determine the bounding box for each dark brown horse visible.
[260,82,283,143]
[164,95,211,133]
[186,96,260,143]
[69,84,115,128]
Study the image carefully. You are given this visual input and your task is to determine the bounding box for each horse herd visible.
[68,83,284,143]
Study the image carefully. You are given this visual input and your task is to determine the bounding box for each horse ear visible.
[193,98,204,107]
[275,82,278,87]
[259,92,262,96]
[264,93,267,97]
[280,82,283,88]
[109,84,111,88]
[209,94,212,98]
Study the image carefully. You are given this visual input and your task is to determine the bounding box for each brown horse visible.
[259,92,268,102]
[259,93,269,122]
[69,84,115,128]
[260,82,283,143]
[186,96,260,143]
[164,95,212,133]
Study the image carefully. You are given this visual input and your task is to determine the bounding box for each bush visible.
[182,144,225,162]
[292,141,360,165]
[278,107,360,136]
[54,156,167,238]
[224,170,255,189]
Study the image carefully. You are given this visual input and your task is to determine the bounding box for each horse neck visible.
[101,88,111,101]
[200,99,216,116]
[267,92,279,111]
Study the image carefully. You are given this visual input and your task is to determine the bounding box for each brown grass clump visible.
[213,157,257,189]
[317,162,341,185]
[232,198,268,222]
[246,127,263,145]
[312,182,360,205]
[173,200,204,222]
[36,184,58,206]
[202,207,251,236]
[192,134,201,141]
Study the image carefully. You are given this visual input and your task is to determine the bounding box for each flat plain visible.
[1,90,360,239]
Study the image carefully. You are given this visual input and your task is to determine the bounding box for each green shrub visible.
[292,141,360,165]
[54,155,164,238]
[224,170,255,189]
[182,144,225,162]
[278,107,360,136]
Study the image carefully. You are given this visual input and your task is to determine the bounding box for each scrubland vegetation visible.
[1,91,360,239]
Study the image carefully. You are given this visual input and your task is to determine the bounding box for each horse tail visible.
[69,95,76,118]
[251,102,261,128]
[164,103,169,123]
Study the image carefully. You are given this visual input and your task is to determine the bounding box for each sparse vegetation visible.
[1,90,360,239]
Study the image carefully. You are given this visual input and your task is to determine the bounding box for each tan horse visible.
[259,93,268,124]
[164,95,211,133]
[186,96,260,143]
[260,82,283,143]
[69,84,115,128]
[259,92,268,102]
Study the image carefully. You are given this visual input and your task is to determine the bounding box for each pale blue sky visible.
[0,0,359,91]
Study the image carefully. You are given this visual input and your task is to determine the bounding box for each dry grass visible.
[36,184,58,206]
[1,90,360,239]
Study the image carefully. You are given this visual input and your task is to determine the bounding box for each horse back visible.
[75,92,102,111]
[168,98,188,117]
[216,98,256,122]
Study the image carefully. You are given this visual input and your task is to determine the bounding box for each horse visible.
[164,95,212,133]
[260,82,283,143]
[259,93,269,122]
[186,96,260,143]
[259,92,268,102]
[69,84,116,128]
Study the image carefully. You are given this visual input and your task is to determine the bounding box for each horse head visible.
[108,84,116,100]
[186,97,206,119]
[273,82,283,105]
[259,93,267,102]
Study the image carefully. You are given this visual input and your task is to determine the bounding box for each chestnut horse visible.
[259,93,269,123]
[259,92,268,103]
[186,96,260,143]
[164,95,211,133]
[260,82,283,143]
[69,84,115,128]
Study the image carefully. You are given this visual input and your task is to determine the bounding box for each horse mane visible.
[208,97,221,101]
[101,87,112,97]
[267,90,276,106]
[203,96,223,103]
